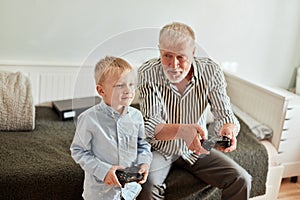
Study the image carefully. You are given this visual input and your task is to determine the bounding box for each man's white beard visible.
[163,68,189,84]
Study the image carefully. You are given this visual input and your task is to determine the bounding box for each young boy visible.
[70,56,152,200]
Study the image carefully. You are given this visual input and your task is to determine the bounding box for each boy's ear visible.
[96,84,104,96]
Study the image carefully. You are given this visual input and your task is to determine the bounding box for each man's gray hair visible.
[159,22,195,49]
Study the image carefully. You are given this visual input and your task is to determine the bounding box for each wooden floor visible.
[278,176,300,200]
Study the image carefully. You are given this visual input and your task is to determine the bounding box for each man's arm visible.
[155,123,207,155]
[208,65,240,135]
[138,60,208,155]
[207,64,240,152]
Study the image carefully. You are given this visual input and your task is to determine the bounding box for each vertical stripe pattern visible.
[138,57,240,163]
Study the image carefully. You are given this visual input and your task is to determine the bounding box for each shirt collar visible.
[99,99,129,119]
[190,58,198,84]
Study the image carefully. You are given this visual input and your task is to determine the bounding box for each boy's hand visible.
[138,164,149,184]
[104,165,124,187]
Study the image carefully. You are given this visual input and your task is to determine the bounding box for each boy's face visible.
[97,70,135,112]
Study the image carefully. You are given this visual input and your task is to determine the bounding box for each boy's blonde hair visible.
[159,22,195,48]
[94,56,133,85]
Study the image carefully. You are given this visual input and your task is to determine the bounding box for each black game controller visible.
[215,136,231,149]
[183,136,232,165]
[201,136,231,151]
[116,167,143,187]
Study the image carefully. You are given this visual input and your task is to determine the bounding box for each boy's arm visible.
[136,113,152,166]
[136,117,152,184]
[70,115,112,182]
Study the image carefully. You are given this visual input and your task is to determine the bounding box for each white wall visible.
[0,0,300,88]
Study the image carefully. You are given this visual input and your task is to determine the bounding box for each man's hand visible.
[178,124,208,155]
[103,165,124,187]
[138,164,149,184]
[154,123,209,155]
[219,123,238,153]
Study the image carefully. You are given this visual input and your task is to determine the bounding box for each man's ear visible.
[192,46,196,56]
[96,84,104,96]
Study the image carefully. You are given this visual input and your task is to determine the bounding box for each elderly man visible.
[137,22,251,200]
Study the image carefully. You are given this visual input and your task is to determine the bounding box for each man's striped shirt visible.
[138,57,240,163]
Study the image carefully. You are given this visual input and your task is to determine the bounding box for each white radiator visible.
[0,65,96,105]
[38,72,77,103]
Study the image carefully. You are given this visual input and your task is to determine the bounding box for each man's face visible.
[160,41,195,83]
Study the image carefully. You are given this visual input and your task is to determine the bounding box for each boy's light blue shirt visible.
[70,99,152,200]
